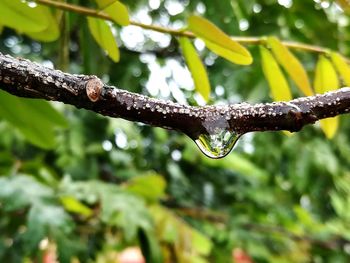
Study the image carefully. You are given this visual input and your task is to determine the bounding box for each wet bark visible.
[0,53,349,139]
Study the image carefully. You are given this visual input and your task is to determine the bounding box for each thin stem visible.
[35,0,331,54]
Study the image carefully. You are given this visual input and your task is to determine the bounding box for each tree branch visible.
[35,0,334,55]
[0,53,350,140]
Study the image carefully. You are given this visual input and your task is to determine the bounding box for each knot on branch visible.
[86,77,103,102]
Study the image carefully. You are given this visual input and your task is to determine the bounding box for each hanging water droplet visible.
[194,130,241,159]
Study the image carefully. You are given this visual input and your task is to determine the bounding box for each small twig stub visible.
[86,77,103,102]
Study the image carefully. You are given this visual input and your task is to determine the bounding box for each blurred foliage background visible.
[1,0,350,262]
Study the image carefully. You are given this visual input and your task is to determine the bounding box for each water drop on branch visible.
[194,130,241,159]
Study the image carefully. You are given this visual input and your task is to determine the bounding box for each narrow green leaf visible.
[330,52,350,86]
[87,17,120,62]
[0,0,50,33]
[267,36,313,96]
[188,15,252,65]
[96,0,130,26]
[60,196,93,217]
[138,229,163,263]
[0,91,68,149]
[260,46,292,101]
[179,37,211,101]
[314,55,339,139]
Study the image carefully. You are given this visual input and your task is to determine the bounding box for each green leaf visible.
[21,99,68,128]
[60,196,93,217]
[87,17,120,62]
[0,175,53,211]
[60,178,151,232]
[126,173,167,202]
[179,37,211,102]
[150,205,212,259]
[0,0,50,33]
[23,203,74,251]
[0,91,68,149]
[96,0,130,26]
[191,229,212,256]
[267,36,313,96]
[99,190,152,241]
[330,52,350,86]
[314,55,339,139]
[188,15,252,65]
[260,46,292,101]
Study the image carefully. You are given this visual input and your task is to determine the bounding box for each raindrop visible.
[194,130,241,159]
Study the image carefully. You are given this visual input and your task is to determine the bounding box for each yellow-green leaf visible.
[96,0,116,8]
[96,0,130,26]
[188,15,252,65]
[87,17,120,62]
[267,36,313,96]
[25,8,59,42]
[314,55,339,139]
[179,37,211,102]
[260,46,292,101]
[126,174,166,202]
[330,52,350,86]
[314,55,339,93]
[60,196,93,217]
[0,0,50,33]
[0,91,68,149]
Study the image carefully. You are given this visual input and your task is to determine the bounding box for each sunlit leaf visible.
[179,37,211,101]
[267,36,313,96]
[25,7,60,42]
[0,0,50,33]
[60,196,93,217]
[87,17,120,62]
[0,91,68,149]
[126,173,166,202]
[336,0,350,12]
[96,0,130,26]
[330,52,350,86]
[260,46,292,101]
[188,15,252,65]
[314,55,339,139]
[95,0,116,8]
[191,229,212,256]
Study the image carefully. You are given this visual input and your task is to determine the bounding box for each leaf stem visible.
[35,0,333,55]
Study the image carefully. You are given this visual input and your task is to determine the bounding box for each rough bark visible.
[0,52,349,140]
